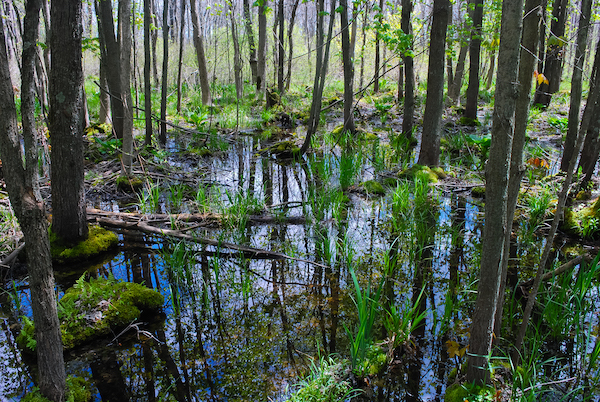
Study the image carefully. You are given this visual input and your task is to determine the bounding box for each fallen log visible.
[518,254,588,289]
[94,217,326,268]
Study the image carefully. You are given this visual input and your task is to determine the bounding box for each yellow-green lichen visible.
[116,175,144,192]
[18,275,163,352]
[50,225,118,264]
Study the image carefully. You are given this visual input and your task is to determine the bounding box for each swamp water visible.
[0,132,597,401]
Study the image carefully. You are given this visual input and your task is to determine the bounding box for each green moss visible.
[471,186,486,198]
[331,124,344,136]
[21,376,92,402]
[364,132,379,141]
[398,164,439,183]
[116,175,144,192]
[458,116,481,126]
[260,140,300,158]
[431,167,447,179]
[361,180,386,196]
[576,190,592,201]
[50,225,118,264]
[444,383,470,402]
[382,177,399,187]
[355,344,388,377]
[19,275,163,352]
[560,197,600,238]
[444,383,495,402]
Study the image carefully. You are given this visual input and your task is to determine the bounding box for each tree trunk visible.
[229,2,243,100]
[532,0,567,106]
[151,0,159,87]
[417,0,449,167]
[340,0,355,134]
[98,54,110,124]
[159,0,169,147]
[96,0,124,140]
[119,0,133,175]
[494,0,544,340]
[560,0,592,171]
[284,0,300,91]
[50,0,88,243]
[300,0,335,154]
[4,2,66,397]
[447,42,468,106]
[190,0,211,105]
[464,0,483,120]
[144,0,152,145]
[374,0,384,93]
[277,0,284,94]
[176,0,186,114]
[401,0,414,138]
[485,48,496,89]
[466,0,524,385]
[257,0,267,95]
[359,3,369,90]
[243,0,258,85]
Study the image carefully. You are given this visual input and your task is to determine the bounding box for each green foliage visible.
[49,225,118,264]
[286,356,359,402]
[444,383,496,402]
[22,376,92,402]
[548,116,568,133]
[18,274,163,352]
[361,180,385,196]
[384,285,427,349]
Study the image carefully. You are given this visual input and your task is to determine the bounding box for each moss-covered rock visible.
[361,180,386,196]
[398,164,442,184]
[458,116,481,126]
[116,175,144,192]
[471,186,486,198]
[18,275,163,352]
[259,140,300,158]
[50,225,119,264]
[561,197,600,238]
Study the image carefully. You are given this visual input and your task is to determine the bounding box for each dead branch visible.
[518,254,588,289]
[94,216,326,268]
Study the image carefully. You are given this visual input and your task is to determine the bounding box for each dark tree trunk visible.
[144,0,152,145]
[176,0,186,114]
[401,0,414,138]
[561,0,592,171]
[464,0,483,120]
[466,0,524,385]
[284,0,300,91]
[277,0,284,93]
[119,0,133,175]
[533,0,567,106]
[151,0,159,87]
[417,0,450,167]
[340,0,355,134]
[494,0,544,339]
[485,48,496,89]
[229,2,243,100]
[1,1,66,397]
[257,0,267,95]
[243,0,258,84]
[374,0,384,92]
[190,0,211,105]
[96,0,124,140]
[159,0,169,146]
[50,0,88,243]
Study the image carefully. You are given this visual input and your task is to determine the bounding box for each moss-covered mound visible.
[22,376,92,402]
[50,225,118,264]
[360,180,386,196]
[398,164,446,184]
[562,197,600,238]
[259,140,300,158]
[18,275,163,352]
[116,175,144,192]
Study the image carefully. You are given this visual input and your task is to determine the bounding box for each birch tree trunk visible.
[243,0,258,84]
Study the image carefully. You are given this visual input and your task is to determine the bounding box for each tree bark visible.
[229,1,243,100]
[50,0,88,243]
[485,48,496,89]
[401,0,414,138]
[447,42,468,106]
[284,0,300,91]
[96,0,124,140]
[190,0,211,105]
[176,0,186,114]
[119,0,134,175]
[374,0,384,93]
[243,0,258,84]
[257,0,267,95]
[159,0,169,146]
[494,0,543,339]
[466,0,524,385]
[144,0,152,145]
[418,0,449,167]
[277,0,284,94]
[340,0,355,134]
[560,0,592,171]
[0,1,66,400]
[464,0,484,120]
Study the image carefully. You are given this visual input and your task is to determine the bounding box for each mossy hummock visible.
[18,275,164,352]
[398,164,447,184]
[50,225,118,264]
